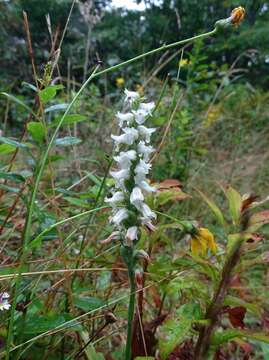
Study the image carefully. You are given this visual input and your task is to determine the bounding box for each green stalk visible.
[125,266,136,360]
[5,28,217,358]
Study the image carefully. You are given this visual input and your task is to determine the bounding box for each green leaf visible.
[22,81,38,92]
[0,184,20,193]
[44,103,69,113]
[0,92,36,117]
[86,346,105,360]
[55,136,82,146]
[0,172,25,183]
[135,358,155,360]
[159,317,192,359]
[159,303,201,359]
[27,122,46,144]
[63,196,90,208]
[212,329,269,346]
[226,186,242,225]
[0,136,28,149]
[22,314,67,334]
[50,114,87,127]
[39,85,64,103]
[196,189,225,227]
[73,296,105,312]
[0,144,16,154]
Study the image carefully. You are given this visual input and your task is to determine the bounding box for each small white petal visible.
[111,127,138,146]
[124,89,140,104]
[139,102,155,115]
[130,187,144,209]
[110,169,130,189]
[139,180,156,193]
[114,150,136,169]
[132,108,148,125]
[1,292,9,300]
[124,226,138,246]
[110,169,130,181]
[140,203,156,220]
[137,141,155,161]
[105,191,125,205]
[116,112,134,127]
[135,159,151,176]
[134,173,146,186]
[111,208,128,225]
[137,125,156,143]
[141,218,156,232]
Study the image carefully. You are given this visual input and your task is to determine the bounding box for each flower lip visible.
[124,89,140,104]
[114,150,137,168]
[111,208,129,225]
[116,112,134,127]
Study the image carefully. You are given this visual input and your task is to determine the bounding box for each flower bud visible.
[135,269,144,288]
[215,6,245,32]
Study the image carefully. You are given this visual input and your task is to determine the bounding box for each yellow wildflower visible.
[231,7,246,27]
[203,105,221,128]
[116,77,125,87]
[179,59,189,67]
[191,227,217,257]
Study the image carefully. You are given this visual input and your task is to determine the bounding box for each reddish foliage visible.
[167,339,194,360]
[131,314,167,358]
[225,306,246,329]
[241,194,258,213]
[158,179,182,189]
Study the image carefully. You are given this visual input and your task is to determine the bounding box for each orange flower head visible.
[231,6,246,27]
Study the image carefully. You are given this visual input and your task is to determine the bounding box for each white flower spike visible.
[106,89,157,249]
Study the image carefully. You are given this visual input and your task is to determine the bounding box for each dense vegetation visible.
[0,1,269,359]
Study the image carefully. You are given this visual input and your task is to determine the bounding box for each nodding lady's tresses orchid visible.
[105,89,157,251]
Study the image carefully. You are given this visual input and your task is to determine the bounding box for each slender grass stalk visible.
[5,27,217,358]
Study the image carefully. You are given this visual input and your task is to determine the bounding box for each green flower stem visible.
[120,245,137,360]
[125,266,136,360]
[5,28,217,359]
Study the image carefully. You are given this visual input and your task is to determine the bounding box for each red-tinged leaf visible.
[226,306,246,329]
[247,210,269,232]
[245,233,263,244]
[158,179,182,189]
[241,194,258,212]
[236,339,252,354]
